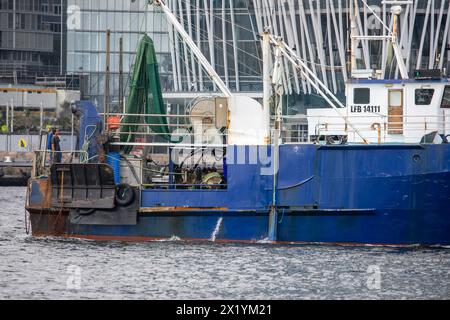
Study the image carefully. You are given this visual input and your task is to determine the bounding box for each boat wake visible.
[257,237,272,244]
[155,236,182,242]
[210,217,223,242]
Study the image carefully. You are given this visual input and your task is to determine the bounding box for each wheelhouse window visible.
[353,88,370,104]
[441,86,450,108]
[415,89,434,105]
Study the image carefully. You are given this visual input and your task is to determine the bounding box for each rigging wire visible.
[176,0,345,70]
[176,0,263,42]
[170,14,263,75]
[169,1,264,64]
[160,12,264,91]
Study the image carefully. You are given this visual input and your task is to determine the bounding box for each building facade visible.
[66,0,450,113]
[66,0,171,110]
[0,0,66,84]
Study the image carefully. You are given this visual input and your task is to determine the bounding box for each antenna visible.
[351,0,411,79]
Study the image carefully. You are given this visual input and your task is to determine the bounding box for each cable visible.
[175,0,262,43]
[166,14,263,81]
[176,0,263,63]
[167,13,263,75]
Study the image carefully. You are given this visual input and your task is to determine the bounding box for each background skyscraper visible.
[0,0,66,84]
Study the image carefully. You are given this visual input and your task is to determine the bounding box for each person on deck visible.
[51,129,62,164]
[47,128,55,163]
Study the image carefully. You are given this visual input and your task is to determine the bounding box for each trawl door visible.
[388,90,404,134]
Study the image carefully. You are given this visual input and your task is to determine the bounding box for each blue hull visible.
[27,144,450,246]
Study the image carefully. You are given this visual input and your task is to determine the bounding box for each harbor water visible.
[0,187,449,300]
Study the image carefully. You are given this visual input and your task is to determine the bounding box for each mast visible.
[262,29,271,145]
[390,4,409,79]
[104,29,111,132]
[267,37,284,242]
[350,0,358,73]
[119,37,124,114]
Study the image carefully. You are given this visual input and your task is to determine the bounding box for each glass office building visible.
[66,0,170,110]
[66,0,450,113]
[0,0,66,84]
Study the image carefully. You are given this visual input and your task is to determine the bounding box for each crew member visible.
[47,128,55,162]
[52,129,62,163]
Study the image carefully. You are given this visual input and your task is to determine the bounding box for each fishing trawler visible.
[25,0,450,246]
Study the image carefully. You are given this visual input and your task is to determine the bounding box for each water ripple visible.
[0,187,449,299]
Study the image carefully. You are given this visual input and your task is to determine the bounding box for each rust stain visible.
[37,178,52,209]
[139,207,228,214]
[26,178,52,210]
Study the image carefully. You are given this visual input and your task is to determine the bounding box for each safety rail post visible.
[104,29,111,133]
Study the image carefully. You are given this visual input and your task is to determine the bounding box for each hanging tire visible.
[115,184,135,207]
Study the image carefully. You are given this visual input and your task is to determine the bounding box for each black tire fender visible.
[115,184,135,207]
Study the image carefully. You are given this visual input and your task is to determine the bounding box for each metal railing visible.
[32,150,89,178]
[279,116,309,143]
[307,114,450,143]
[104,112,450,146]
[103,112,228,148]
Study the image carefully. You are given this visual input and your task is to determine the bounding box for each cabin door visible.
[388,89,404,134]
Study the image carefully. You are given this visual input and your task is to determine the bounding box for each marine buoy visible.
[108,115,121,130]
